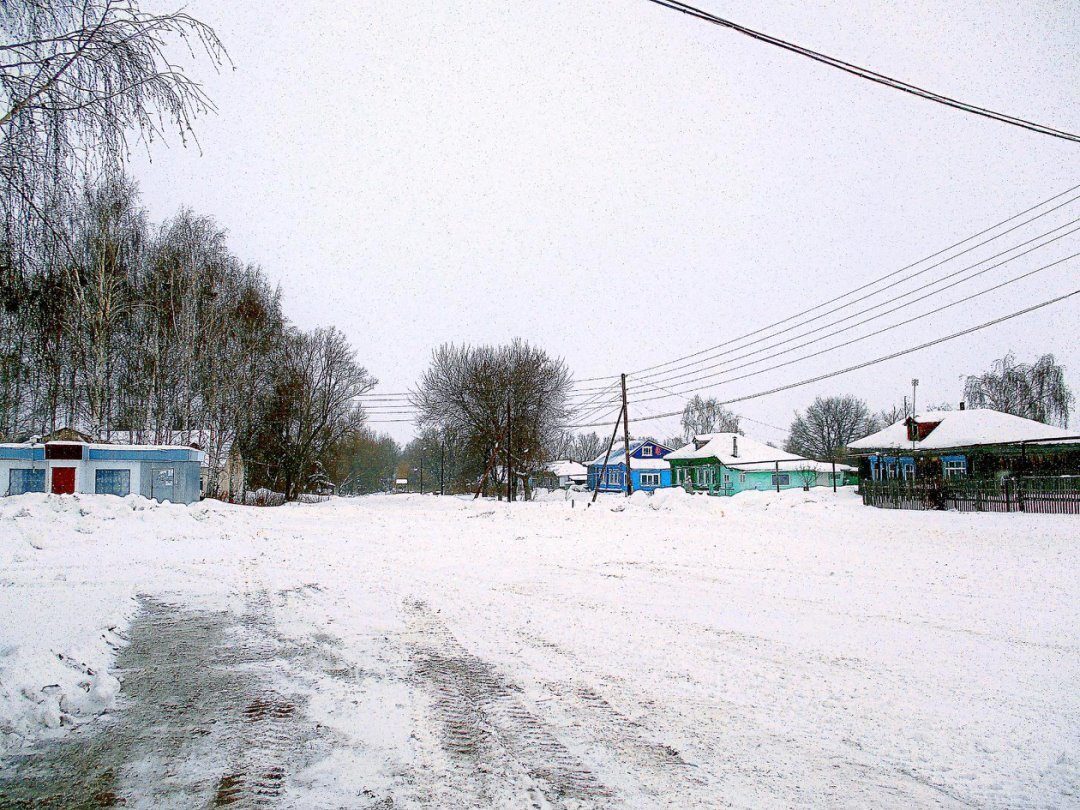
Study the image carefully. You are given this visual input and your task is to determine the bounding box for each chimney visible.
[959,401,965,410]
[732,436,738,458]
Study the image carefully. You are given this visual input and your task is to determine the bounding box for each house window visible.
[606,468,622,486]
[640,472,660,487]
[771,473,791,487]
[95,469,131,497]
[739,472,746,483]
[693,466,714,487]
[9,468,46,495]
[641,445,653,457]
[942,456,967,479]
[901,458,916,482]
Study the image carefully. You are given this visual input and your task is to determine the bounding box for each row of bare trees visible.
[2,2,376,499]
[0,173,374,498]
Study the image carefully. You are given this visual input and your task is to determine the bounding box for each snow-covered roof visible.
[0,440,201,452]
[665,432,851,473]
[587,440,672,470]
[847,409,1073,452]
[547,460,587,478]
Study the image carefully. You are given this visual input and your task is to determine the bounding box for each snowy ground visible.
[0,488,1077,808]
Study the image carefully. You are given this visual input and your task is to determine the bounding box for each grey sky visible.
[132,1,1080,444]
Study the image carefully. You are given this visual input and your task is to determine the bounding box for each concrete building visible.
[0,439,204,504]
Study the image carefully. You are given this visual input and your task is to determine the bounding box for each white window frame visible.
[640,472,660,487]
[943,459,967,479]
[641,445,653,457]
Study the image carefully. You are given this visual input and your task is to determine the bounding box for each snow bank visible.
[2,490,1078,806]
[0,494,244,754]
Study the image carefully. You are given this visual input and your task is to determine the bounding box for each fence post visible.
[1004,479,1011,512]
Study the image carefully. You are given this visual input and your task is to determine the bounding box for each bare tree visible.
[2,0,226,255]
[876,404,906,427]
[679,395,741,441]
[786,395,877,460]
[569,431,605,463]
[796,462,818,490]
[245,327,375,500]
[547,429,605,463]
[411,340,572,496]
[964,352,1073,427]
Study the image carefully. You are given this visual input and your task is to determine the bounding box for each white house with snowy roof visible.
[542,459,588,489]
[847,407,1078,482]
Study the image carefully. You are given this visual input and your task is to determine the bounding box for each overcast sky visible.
[132,0,1080,444]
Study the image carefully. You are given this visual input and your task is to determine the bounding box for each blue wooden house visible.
[586,439,674,493]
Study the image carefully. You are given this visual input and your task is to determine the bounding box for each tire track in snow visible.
[404,598,613,806]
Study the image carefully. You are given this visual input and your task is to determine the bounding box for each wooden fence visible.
[861,476,1080,514]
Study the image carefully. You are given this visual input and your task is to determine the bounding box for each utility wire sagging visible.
[644,0,1080,143]
[364,186,1079,429]
[567,287,1080,429]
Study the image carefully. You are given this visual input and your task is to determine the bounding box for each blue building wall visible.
[1,443,203,503]
[587,464,673,492]
[586,439,674,492]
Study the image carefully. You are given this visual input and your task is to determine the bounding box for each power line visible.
[624,223,1080,396]
[626,190,1080,386]
[568,185,1080,395]
[644,0,1080,143]
[564,286,1080,428]
[632,375,793,436]
[631,253,1078,404]
[357,376,621,402]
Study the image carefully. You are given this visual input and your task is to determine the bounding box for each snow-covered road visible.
[1,489,1077,807]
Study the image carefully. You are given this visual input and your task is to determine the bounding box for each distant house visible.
[666,432,857,495]
[0,436,205,503]
[587,439,674,493]
[847,408,1079,483]
[539,460,588,489]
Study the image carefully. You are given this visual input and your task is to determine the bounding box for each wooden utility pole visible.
[506,394,513,503]
[440,441,445,496]
[621,373,633,497]
[831,457,837,493]
[775,460,781,493]
[591,403,625,505]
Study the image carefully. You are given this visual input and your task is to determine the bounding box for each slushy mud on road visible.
[0,594,324,808]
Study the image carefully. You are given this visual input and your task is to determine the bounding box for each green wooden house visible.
[665,432,857,496]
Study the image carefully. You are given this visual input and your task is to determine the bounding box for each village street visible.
[1,490,1078,808]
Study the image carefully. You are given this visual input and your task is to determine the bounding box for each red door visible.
[51,467,76,495]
